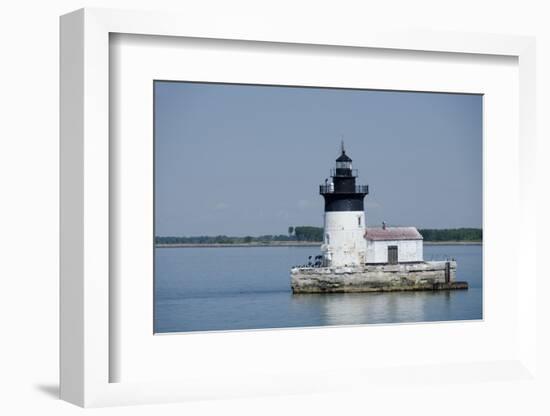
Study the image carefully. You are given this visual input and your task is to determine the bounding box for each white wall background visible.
[0,1,548,415]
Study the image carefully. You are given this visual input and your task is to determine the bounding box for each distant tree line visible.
[155,227,482,245]
[418,228,482,242]
[293,226,324,241]
[155,234,295,245]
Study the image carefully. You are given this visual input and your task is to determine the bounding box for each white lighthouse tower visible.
[319,143,369,267]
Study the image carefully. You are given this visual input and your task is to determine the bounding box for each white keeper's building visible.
[364,225,423,264]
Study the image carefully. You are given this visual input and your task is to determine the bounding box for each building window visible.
[325,234,330,244]
[358,216,361,226]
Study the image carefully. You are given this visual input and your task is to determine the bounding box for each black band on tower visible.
[324,195,365,212]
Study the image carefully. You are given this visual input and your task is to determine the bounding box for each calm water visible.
[154,245,482,333]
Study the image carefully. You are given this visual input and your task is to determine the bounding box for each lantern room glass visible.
[336,161,352,169]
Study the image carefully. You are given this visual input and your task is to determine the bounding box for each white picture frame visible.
[60,7,537,408]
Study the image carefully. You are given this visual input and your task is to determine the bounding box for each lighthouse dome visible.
[336,151,352,162]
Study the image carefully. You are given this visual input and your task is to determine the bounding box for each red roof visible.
[364,227,423,241]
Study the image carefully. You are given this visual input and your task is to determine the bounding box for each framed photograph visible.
[60,8,538,407]
[152,81,481,334]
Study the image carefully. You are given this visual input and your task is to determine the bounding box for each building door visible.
[388,245,398,264]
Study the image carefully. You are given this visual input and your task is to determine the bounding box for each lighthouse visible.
[291,142,467,293]
[319,143,369,267]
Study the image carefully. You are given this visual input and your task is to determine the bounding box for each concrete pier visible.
[290,261,468,293]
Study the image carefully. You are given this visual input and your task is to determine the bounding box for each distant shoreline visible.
[155,241,482,248]
[155,241,320,248]
[424,241,482,245]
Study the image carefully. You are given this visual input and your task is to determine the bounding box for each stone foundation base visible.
[290,261,468,293]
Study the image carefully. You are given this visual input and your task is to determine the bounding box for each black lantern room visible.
[319,143,369,211]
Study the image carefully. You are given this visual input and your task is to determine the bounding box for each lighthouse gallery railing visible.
[319,184,369,194]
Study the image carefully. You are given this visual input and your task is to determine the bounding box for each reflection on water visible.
[292,291,454,326]
[155,245,482,333]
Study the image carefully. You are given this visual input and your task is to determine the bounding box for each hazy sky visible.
[155,82,482,236]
